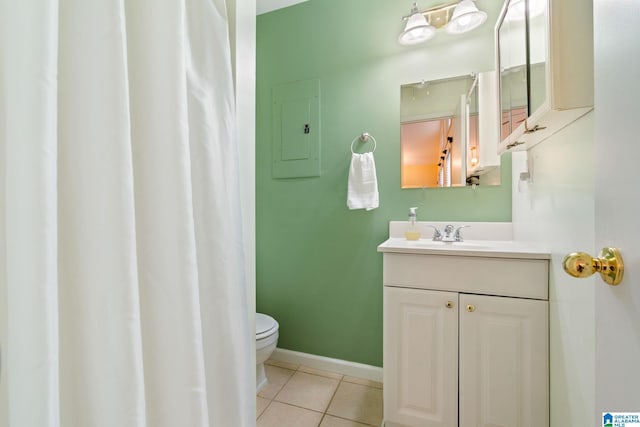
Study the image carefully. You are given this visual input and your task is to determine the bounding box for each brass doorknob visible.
[562,247,624,286]
[446,301,454,309]
[466,304,475,312]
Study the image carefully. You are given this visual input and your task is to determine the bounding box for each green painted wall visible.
[256,0,512,367]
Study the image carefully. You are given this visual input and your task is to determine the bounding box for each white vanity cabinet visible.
[379,245,550,427]
[496,0,593,153]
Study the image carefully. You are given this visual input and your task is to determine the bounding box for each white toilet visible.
[256,312,279,392]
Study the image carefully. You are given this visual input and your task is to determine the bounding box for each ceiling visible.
[257,0,309,15]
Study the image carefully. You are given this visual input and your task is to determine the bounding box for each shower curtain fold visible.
[0,0,253,426]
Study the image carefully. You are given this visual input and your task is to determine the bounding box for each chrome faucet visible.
[429,224,469,242]
[442,225,455,241]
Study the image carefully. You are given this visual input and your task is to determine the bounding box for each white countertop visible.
[388,221,514,241]
[378,237,551,260]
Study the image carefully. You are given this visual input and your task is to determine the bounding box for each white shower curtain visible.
[0,0,253,426]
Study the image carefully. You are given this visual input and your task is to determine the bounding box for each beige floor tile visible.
[342,375,383,389]
[258,365,295,399]
[275,371,340,412]
[265,358,300,371]
[299,365,344,380]
[257,401,323,427]
[256,396,270,419]
[319,414,372,427]
[327,382,383,426]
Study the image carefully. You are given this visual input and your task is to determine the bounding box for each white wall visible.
[511,112,595,427]
[228,0,256,317]
[228,0,257,417]
[0,29,8,425]
[0,136,7,427]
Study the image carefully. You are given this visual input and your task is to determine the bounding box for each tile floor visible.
[256,359,383,427]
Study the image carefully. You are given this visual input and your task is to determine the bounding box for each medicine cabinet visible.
[496,0,593,153]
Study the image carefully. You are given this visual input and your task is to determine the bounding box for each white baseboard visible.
[270,348,383,383]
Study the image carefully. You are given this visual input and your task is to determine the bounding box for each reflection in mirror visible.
[500,64,527,139]
[498,0,548,140]
[527,0,548,114]
[400,76,472,188]
[400,74,499,188]
[498,0,528,141]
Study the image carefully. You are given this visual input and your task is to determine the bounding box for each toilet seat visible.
[256,313,278,340]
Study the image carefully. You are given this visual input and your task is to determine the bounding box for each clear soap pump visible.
[405,207,421,241]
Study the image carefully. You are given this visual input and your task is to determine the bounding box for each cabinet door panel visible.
[459,294,548,427]
[384,287,458,427]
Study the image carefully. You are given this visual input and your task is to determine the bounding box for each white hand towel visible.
[347,152,379,211]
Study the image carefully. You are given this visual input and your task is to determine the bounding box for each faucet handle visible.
[426,225,442,241]
[454,225,470,242]
[443,224,454,237]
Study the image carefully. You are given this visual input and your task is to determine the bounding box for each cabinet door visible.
[384,287,458,427]
[497,0,593,153]
[459,294,548,427]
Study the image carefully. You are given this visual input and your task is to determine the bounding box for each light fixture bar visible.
[401,1,459,29]
[398,0,488,45]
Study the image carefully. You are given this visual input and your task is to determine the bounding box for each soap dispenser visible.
[405,207,420,241]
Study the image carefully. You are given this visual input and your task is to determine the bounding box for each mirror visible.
[400,74,500,188]
[497,0,549,141]
[528,0,548,115]
[498,0,529,141]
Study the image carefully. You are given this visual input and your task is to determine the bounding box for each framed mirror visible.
[400,74,500,188]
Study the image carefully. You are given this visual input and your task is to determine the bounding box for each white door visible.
[459,294,548,427]
[383,287,458,427]
[593,0,640,420]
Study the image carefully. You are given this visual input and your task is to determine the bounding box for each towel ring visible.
[350,133,377,154]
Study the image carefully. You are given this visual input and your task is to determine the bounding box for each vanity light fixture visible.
[445,0,487,34]
[398,0,487,46]
[398,2,437,45]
